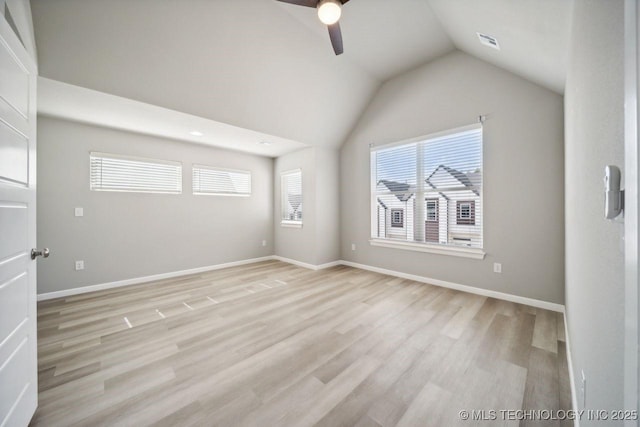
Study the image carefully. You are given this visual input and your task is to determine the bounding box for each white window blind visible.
[192,165,251,196]
[281,169,302,223]
[371,125,483,249]
[90,152,182,194]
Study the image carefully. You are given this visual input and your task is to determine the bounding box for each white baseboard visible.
[38,255,565,314]
[272,256,564,313]
[339,260,565,313]
[564,314,580,427]
[271,255,340,271]
[37,256,275,301]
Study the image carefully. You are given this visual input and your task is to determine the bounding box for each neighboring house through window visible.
[370,124,483,251]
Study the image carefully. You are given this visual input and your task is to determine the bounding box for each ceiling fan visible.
[276,0,351,55]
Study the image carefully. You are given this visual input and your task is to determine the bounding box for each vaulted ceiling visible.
[30,0,573,155]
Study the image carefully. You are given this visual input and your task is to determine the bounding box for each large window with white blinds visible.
[192,165,251,196]
[281,169,302,226]
[371,124,483,251]
[90,152,182,194]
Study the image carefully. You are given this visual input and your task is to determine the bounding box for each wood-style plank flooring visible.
[31,260,571,426]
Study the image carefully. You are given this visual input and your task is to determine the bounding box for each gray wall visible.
[564,0,625,419]
[273,147,340,266]
[37,116,274,294]
[314,148,340,265]
[340,50,565,304]
[274,147,317,265]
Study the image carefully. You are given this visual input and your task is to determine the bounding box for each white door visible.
[0,6,38,427]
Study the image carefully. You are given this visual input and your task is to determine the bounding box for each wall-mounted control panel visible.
[604,165,623,219]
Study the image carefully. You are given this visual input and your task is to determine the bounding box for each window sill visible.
[369,238,486,260]
[281,221,303,228]
[193,192,250,197]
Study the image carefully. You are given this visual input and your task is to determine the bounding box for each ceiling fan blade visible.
[327,22,344,55]
[341,0,350,4]
[275,0,318,8]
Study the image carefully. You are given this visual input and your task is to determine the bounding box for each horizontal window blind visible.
[90,152,182,194]
[192,165,251,196]
[282,169,302,222]
[371,125,483,248]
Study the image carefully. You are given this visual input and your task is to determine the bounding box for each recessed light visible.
[259,141,273,146]
[190,131,204,137]
[477,32,500,50]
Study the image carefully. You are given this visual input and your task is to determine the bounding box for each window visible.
[391,209,404,228]
[426,199,438,222]
[192,165,251,196]
[457,201,475,225]
[90,152,182,194]
[281,169,302,226]
[370,125,483,256]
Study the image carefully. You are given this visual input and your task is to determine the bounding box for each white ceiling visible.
[427,0,573,94]
[38,77,308,157]
[30,0,573,156]
[275,0,455,81]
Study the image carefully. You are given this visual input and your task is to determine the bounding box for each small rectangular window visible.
[90,152,182,194]
[192,165,251,196]
[426,199,438,222]
[390,209,404,227]
[456,201,476,225]
[281,169,302,225]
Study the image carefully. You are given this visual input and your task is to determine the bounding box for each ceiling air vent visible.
[477,32,500,50]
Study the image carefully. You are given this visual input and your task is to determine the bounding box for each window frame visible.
[192,164,252,197]
[390,209,404,228]
[426,198,439,222]
[456,200,476,225]
[281,169,303,228]
[89,151,183,194]
[369,124,485,260]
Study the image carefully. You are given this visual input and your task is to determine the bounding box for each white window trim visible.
[192,164,251,197]
[391,209,403,226]
[459,202,472,219]
[369,238,486,260]
[281,168,303,227]
[194,192,250,197]
[370,123,483,256]
[89,151,183,194]
[91,151,180,167]
[369,123,481,151]
[281,220,303,228]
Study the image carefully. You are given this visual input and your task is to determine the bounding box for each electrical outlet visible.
[351,243,356,251]
[581,370,587,408]
[75,260,84,271]
[74,207,83,217]
[493,263,502,273]
[262,240,267,247]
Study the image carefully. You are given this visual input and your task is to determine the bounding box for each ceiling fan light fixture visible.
[317,0,341,25]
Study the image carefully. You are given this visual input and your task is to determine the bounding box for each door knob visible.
[31,248,50,260]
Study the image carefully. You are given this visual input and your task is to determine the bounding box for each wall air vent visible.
[477,32,500,50]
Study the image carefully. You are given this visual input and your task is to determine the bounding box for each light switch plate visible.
[75,260,84,271]
[75,207,84,217]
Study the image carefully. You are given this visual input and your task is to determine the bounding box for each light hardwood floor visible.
[31,260,571,426]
